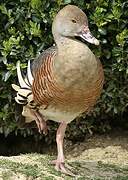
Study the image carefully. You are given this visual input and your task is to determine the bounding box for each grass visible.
[0,154,128,180]
[98,161,128,173]
[1,171,13,180]
[0,159,40,178]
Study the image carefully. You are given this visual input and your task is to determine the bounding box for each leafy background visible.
[0,0,128,140]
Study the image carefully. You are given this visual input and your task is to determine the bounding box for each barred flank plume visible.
[32,50,60,105]
[12,60,34,106]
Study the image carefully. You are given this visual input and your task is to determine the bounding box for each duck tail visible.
[12,60,34,105]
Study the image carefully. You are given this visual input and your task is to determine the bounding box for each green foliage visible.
[0,0,127,137]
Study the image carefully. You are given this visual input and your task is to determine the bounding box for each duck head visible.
[52,5,99,45]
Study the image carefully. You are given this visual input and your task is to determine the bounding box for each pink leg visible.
[52,122,75,176]
[56,122,67,165]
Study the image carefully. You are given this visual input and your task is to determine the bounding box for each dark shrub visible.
[0,0,127,138]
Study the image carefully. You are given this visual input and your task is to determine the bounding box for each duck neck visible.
[52,35,99,88]
[54,34,96,65]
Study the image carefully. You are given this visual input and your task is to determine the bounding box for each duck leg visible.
[52,122,74,176]
[29,109,48,135]
[34,111,48,135]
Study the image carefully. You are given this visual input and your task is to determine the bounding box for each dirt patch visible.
[67,130,128,166]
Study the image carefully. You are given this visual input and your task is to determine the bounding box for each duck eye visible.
[71,19,77,23]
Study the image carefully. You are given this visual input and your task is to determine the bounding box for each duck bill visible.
[79,27,99,45]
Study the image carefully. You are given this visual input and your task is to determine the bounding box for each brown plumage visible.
[32,49,103,119]
[12,5,104,175]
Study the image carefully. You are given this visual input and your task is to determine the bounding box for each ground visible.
[0,130,128,180]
